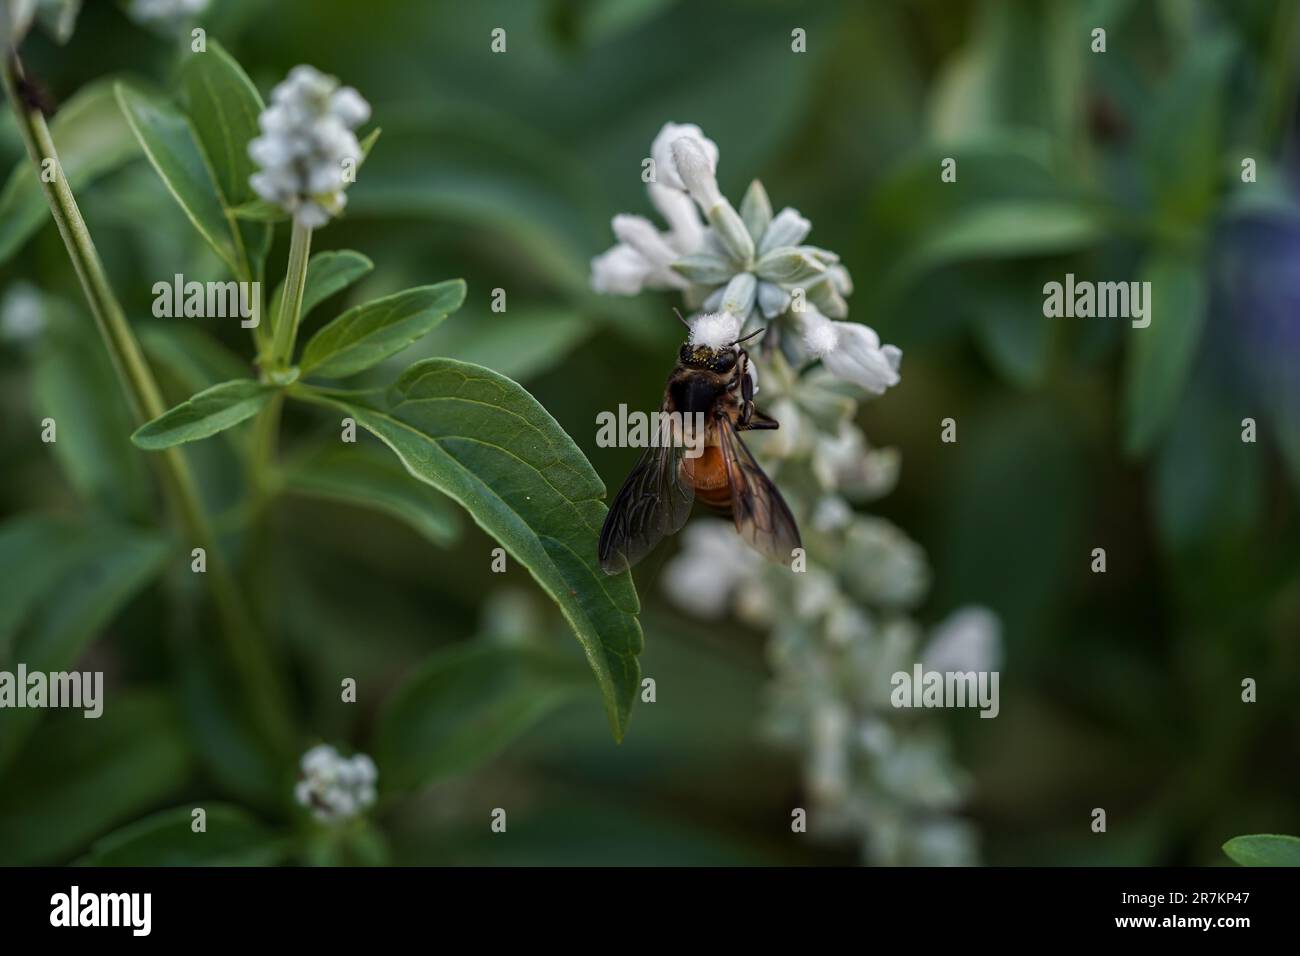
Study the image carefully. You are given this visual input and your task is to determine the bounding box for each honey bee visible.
[598,312,801,574]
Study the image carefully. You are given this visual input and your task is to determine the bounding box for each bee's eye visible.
[715,350,737,371]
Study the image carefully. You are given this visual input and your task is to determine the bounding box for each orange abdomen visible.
[682,446,732,512]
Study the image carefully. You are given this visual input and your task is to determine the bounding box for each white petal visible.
[757,280,791,319]
[759,207,812,254]
[922,606,1001,674]
[294,201,332,229]
[798,308,838,358]
[672,138,723,210]
[648,182,705,254]
[611,214,678,269]
[821,322,902,394]
[329,87,371,127]
[650,121,718,192]
[590,243,654,295]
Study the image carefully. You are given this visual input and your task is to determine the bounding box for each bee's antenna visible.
[729,327,765,348]
[672,307,691,329]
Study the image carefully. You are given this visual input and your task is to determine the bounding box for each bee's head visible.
[679,342,737,372]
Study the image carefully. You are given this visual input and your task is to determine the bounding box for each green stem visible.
[3,55,293,750]
[267,218,312,375]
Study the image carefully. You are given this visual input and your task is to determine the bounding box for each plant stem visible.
[3,55,293,750]
[267,218,312,374]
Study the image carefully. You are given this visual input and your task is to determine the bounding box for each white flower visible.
[820,321,902,394]
[0,282,44,343]
[294,743,378,823]
[808,701,852,804]
[650,122,718,192]
[923,606,1001,674]
[589,185,706,296]
[127,0,208,26]
[248,65,370,228]
[842,518,929,608]
[812,421,900,501]
[671,137,724,211]
[796,306,838,358]
[661,521,762,618]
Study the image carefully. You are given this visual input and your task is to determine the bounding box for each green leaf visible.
[358,126,381,164]
[176,636,290,813]
[1140,37,1235,229]
[0,516,95,664]
[299,279,465,379]
[131,379,276,450]
[179,40,263,208]
[268,249,374,344]
[0,77,139,264]
[0,692,194,865]
[138,322,253,393]
[419,305,591,382]
[177,39,272,281]
[1122,249,1208,456]
[280,444,460,547]
[376,643,589,792]
[0,520,170,770]
[893,200,1108,287]
[293,359,644,739]
[1223,834,1300,867]
[229,198,288,221]
[115,82,257,279]
[33,322,151,519]
[84,805,287,866]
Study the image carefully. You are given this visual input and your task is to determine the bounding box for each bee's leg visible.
[738,350,755,427]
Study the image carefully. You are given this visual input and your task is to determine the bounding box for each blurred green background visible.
[1,0,1298,865]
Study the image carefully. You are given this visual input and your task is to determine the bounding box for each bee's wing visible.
[598,432,694,575]
[717,412,801,565]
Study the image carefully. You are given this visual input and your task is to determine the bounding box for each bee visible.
[598,312,801,574]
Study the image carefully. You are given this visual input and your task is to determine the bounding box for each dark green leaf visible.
[131,379,276,450]
[1223,834,1300,867]
[892,200,1108,288]
[179,40,263,208]
[115,82,252,278]
[1122,249,1208,455]
[377,643,588,792]
[0,520,170,770]
[1140,38,1235,229]
[280,443,460,547]
[0,692,194,865]
[299,279,465,379]
[84,804,287,866]
[293,359,644,738]
[33,324,151,519]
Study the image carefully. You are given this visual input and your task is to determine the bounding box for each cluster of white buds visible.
[591,122,901,395]
[248,65,371,229]
[294,744,378,823]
